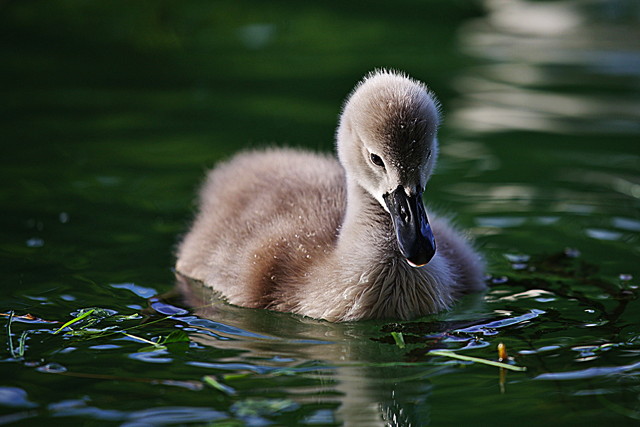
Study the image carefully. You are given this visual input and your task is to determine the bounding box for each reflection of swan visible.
[176,70,484,321]
[173,276,445,426]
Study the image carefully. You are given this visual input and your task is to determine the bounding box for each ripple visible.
[111,283,157,298]
[519,345,561,355]
[0,387,37,408]
[476,216,527,228]
[586,228,624,241]
[149,300,189,316]
[128,350,173,364]
[88,344,121,350]
[498,290,555,303]
[612,217,640,232]
[455,309,545,336]
[49,399,125,421]
[453,0,640,135]
[536,360,640,381]
[36,363,67,373]
[123,406,226,426]
[187,360,273,374]
[25,237,44,248]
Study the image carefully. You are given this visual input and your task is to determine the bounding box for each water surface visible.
[1,0,639,425]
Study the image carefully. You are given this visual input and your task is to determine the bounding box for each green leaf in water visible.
[127,330,190,352]
[111,313,143,322]
[72,314,169,342]
[53,307,137,337]
[158,330,190,352]
[391,331,406,349]
[5,312,44,359]
[17,331,28,358]
[6,311,17,358]
[54,309,96,334]
[124,332,163,348]
[64,327,119,337]
[428,350,526,372]
[223,373,251,381]
[203,375,236,395]
[5,312,31,359]
[158,330,189,345]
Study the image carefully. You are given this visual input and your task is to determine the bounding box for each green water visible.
[1,0,639,425]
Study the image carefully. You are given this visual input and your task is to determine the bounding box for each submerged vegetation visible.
[2,250,635,422]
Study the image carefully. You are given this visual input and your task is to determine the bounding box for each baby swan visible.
[176,70,485,322]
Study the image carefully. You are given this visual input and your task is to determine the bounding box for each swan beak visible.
[383,186,436,267]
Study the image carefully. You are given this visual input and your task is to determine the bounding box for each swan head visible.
[336,69,441,267]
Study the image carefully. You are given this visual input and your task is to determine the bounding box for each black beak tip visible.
[405,250,435,267]
[404,239,436,267]
[385,185,437,268]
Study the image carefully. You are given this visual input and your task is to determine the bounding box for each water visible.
[1,0,639,425]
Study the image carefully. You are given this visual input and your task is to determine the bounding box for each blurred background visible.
[1,0,639,425]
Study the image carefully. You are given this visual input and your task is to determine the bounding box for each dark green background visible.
[1,0,639,425]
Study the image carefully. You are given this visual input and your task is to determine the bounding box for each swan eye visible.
[370,153,385,168]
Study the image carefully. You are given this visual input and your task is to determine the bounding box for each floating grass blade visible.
[429,350,526,372]
[223,373,251,381]
[17,331,28,358]
[61,314,167,342]
[391,332,406,349]
[6,311,16,358]
[124,330,191,352]
[123,332,161,347]
[54,309,95,334]
[6,312,31,359]
[203,375,236,395]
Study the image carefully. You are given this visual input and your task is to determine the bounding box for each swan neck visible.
[338,179,391,246]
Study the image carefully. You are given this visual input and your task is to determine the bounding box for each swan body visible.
[176,70,485,322]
